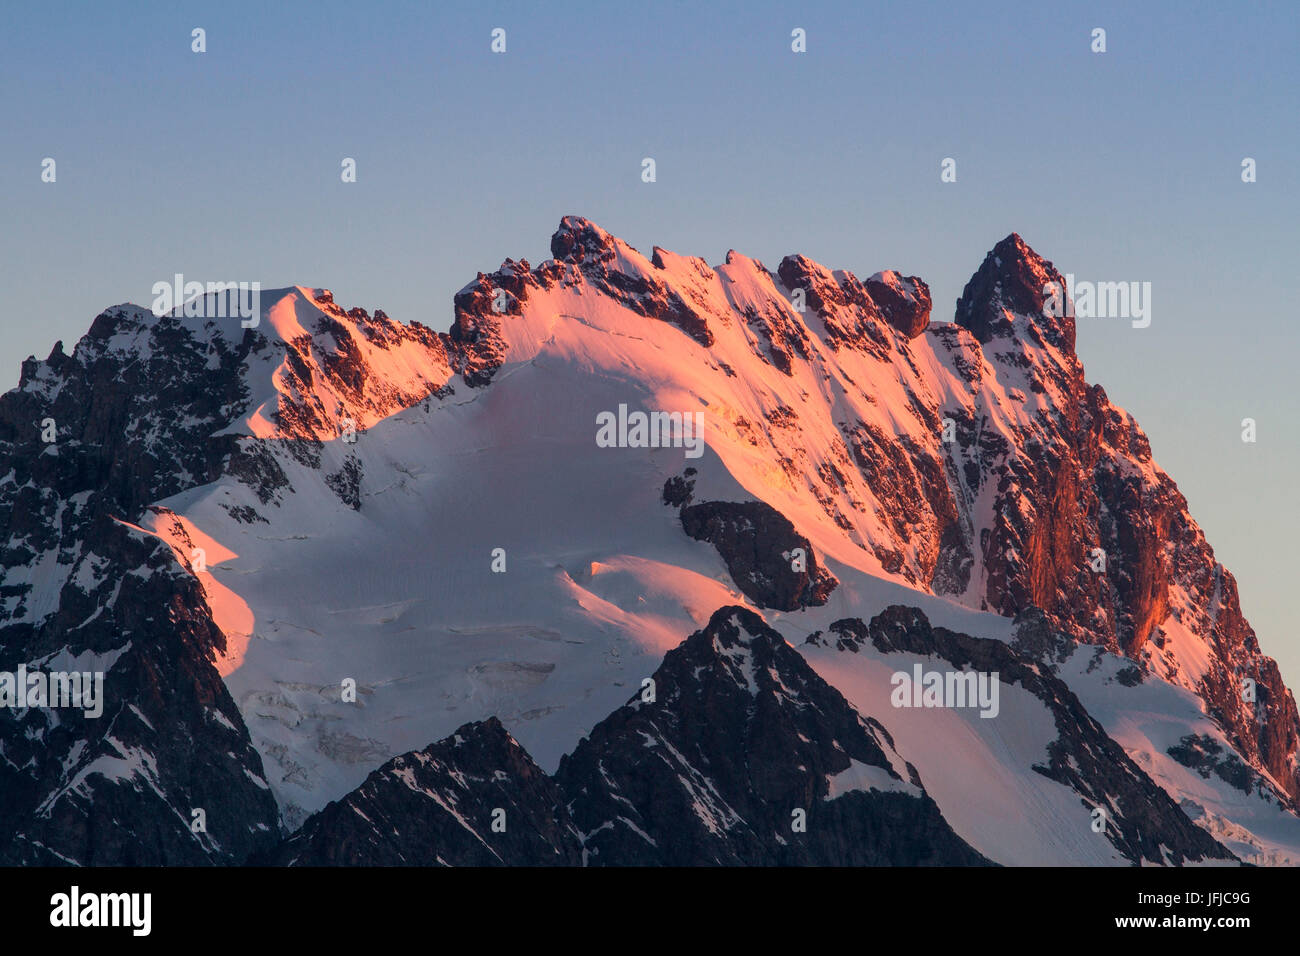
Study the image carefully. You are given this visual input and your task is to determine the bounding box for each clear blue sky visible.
[2,0,1297,684]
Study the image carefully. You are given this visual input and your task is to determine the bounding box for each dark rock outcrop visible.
[865,270,931,338]
[262,718,583,866]
[678,500,837,611]
[556,606,991,866]
[954,232,1075,353]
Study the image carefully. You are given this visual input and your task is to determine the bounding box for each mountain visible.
[262,717,583,866]
[1,216,1297,865]
[263,608,993,866]
[555,606,992,866]
[804,605,1235,864]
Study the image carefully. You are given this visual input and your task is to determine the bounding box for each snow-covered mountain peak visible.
[4,219,1299,866]
[550,214,639,267]
[955,232,1076,354]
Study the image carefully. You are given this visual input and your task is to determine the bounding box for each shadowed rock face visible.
[866,271,932,338]
[555,606,992,866]
[0,309,281,865]
[678,500,838,611]
[261,718,583,867]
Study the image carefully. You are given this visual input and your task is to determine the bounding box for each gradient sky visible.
[2,0,1297,684]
